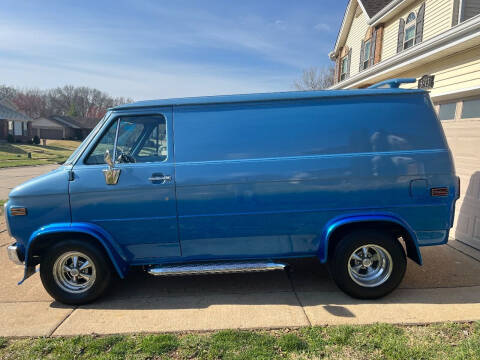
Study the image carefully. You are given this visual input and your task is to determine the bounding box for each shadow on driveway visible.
[47,243,480,311]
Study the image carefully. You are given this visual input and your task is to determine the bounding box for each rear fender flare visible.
[319,213,422,265]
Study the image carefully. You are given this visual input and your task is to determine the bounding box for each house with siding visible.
[329,0,480,250]
[31,116,92,140]
[0,98,32,142]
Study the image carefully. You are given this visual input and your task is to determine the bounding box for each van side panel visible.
[173,93,456,260]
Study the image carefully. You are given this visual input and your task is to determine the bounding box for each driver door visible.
[69,110,180,264]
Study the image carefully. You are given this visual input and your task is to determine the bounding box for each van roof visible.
[112,87,426,110]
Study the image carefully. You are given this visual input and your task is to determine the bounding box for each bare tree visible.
[0,85,17,99]
[1,84,133,122]
[12,89,46,118]
[294,66,335,91]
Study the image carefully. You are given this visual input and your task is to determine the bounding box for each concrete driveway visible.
[1,165,480,337]
[2,221,480,337]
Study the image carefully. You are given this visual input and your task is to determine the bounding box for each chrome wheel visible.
[347,244,393,288]
[53,251,96,294]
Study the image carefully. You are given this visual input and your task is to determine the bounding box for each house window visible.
[438,102,457,121]
[340,56,349,81]
[404,12,416,50]
[461,98,480,119]
[7,121,13,135]
[362,39,371,70]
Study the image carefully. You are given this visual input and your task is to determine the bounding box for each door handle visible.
[149,174,172,183]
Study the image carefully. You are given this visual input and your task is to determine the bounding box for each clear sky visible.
[1,0,347,100]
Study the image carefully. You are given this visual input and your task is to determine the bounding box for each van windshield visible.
[64,112,110,166]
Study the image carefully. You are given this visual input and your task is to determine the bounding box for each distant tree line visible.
[0,85,133,121]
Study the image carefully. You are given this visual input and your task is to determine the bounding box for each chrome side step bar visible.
[147,261,287,276]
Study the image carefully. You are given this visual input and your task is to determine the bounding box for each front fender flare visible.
[22,222,128,283]
[319,214,422,265]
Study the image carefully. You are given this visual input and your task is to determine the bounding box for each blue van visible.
[5,79,459,304]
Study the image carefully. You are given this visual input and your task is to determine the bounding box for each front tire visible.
[40,240,112,305]
[329,229,406,299]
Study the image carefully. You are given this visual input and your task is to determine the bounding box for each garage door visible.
[39,128,63,139]
[442,118,480,250]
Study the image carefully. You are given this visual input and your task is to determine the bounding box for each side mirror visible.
[104,149,114,168]
[103,149,121,185]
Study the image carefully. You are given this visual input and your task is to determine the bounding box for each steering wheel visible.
[117,151,136,163]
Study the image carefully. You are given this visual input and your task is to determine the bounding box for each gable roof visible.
[48,115,98,130]
[331,0,416,57]
[30,117,62,127]
[0,98,32,122]
[359,0,395,18]
[49,115,83,129]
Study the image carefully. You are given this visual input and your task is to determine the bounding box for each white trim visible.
[431,85,480,101]
[368,0,421,26]
[356,0,370,20]
[368,0,403,25]
[330,15,480,89]
[332,0,358,56]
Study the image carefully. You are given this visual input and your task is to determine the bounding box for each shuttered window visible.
[359,39,372,71]
[397,3,425,53]
[397,18,405,53]
[340,55,349,80]
[404,13,416,50]
[363,40,371,68]
[415,3,425,44]
[359,27,378,72]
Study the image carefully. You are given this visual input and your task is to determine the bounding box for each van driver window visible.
[85,115,167,164]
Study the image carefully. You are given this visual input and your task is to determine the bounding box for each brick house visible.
[0,98,32,142]
[31,116,93,140]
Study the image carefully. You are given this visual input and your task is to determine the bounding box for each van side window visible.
[137,123,168,160]
[85,115,167,164]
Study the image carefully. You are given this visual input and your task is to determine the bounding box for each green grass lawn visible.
[0,322,479,360]
[0,140,80,168]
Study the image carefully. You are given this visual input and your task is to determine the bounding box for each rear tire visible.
[328,229,406,299]
[40,239,112,305]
